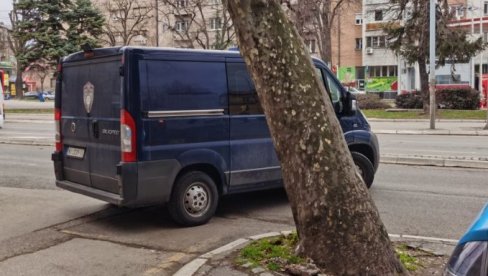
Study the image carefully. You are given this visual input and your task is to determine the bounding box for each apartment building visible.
[331,2,364,89]
[0,23,14,93]
[363,0,488,96]
[91,0,363,82]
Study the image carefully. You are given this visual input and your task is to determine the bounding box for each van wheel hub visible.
[184,183,209,215]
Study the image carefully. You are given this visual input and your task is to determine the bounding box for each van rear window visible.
[139,60,227,111]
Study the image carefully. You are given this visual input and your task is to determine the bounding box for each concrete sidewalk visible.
[370,119,488,136]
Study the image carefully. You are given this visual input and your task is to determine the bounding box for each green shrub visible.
[395,89,480,110]
[356,94,390,109]
[437,88,480,110]
[395,92,423,109]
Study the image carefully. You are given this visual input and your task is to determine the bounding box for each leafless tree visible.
[26,58,51,92]
[290,0,360,64]
[159,0,235,49]
[101,0,154,46]
[0,26,8,55]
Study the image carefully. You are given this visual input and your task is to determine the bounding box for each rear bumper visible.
[52,152,181,207]
[57,179,124,205]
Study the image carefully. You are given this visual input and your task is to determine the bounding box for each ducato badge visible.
[83,81,94,114]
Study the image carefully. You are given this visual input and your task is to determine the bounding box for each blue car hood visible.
[459,203,488,244]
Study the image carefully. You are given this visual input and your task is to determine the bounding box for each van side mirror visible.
[343,91,357,116]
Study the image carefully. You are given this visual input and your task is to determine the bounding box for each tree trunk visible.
[418,57,430,113]
[225,1,405,275]
[15,63,23,99]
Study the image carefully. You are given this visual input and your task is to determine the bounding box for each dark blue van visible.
[52,47,379,226]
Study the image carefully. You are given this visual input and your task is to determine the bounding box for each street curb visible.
[382,155,488,169]
[172,230,292,276]
[0,139,53,147]
[375,129,488,136]
[172,231,458,276]
[369,118,487,123]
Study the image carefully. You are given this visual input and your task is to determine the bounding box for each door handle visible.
[92,120,99,138]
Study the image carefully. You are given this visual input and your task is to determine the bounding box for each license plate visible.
[66,147,85,159]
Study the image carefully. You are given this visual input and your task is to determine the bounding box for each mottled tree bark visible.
[225,1,406,274]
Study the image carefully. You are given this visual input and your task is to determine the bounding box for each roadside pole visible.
[429,0,436,129]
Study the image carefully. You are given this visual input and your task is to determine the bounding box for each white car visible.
[348,87,366,95]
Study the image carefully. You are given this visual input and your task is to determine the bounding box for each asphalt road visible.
[1,143,487,274]
[378,134,488,159]
[1,143,487,240]
[0,144,54,190]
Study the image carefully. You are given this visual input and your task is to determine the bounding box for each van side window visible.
[324,71,341,103]
[316,68,340,103]
[139,60,227,111]
[227,63,263,115]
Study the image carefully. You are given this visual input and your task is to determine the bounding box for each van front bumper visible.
[53,152,181,207]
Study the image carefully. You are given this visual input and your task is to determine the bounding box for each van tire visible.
[351,151,375,188]
[168,171,219,227]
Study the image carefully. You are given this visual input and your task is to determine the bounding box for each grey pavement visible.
[369,119,488,136]
[0,187,106,242]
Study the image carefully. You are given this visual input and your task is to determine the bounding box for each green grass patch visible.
[5,109,54,114]
[237,234,425,273]
[395,244,420,271]
[236,232,304,271]
[363,109,487,120]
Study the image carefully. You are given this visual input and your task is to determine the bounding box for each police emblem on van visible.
[83,82,94,113]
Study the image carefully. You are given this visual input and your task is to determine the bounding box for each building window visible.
[355,13,363,25]
[485,2,488,15]
[355,38,362,50]
[176,0,188,8]
[210,17,222,30]
[451,5,464,19]
[175,20,188,32]
[369,66,398,77]
[374,10,383,21]
[366,35,387,48]
[305,39,316,53]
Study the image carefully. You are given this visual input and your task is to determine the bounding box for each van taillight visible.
[55,108,62,152]
[121,109,136,162]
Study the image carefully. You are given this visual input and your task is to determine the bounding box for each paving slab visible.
[0,187,106,242]
[0,238,176,276]
[61,207,291,255]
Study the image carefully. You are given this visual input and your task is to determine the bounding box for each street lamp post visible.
[429,0,436,129]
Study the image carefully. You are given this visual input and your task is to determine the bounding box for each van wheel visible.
[168,171,218,227]
[351,152,375,188]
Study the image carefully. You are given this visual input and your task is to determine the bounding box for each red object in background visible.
[331,65,337,74]
[390,80,398,91]
[481,78,488,109]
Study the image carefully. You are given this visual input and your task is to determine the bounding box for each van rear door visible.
[61,55,122,194]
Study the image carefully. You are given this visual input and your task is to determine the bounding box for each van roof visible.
[63,46,327,67]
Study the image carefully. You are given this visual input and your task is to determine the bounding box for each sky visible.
[0,0,13,27]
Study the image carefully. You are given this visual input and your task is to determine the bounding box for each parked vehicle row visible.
[24,91,55,100]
